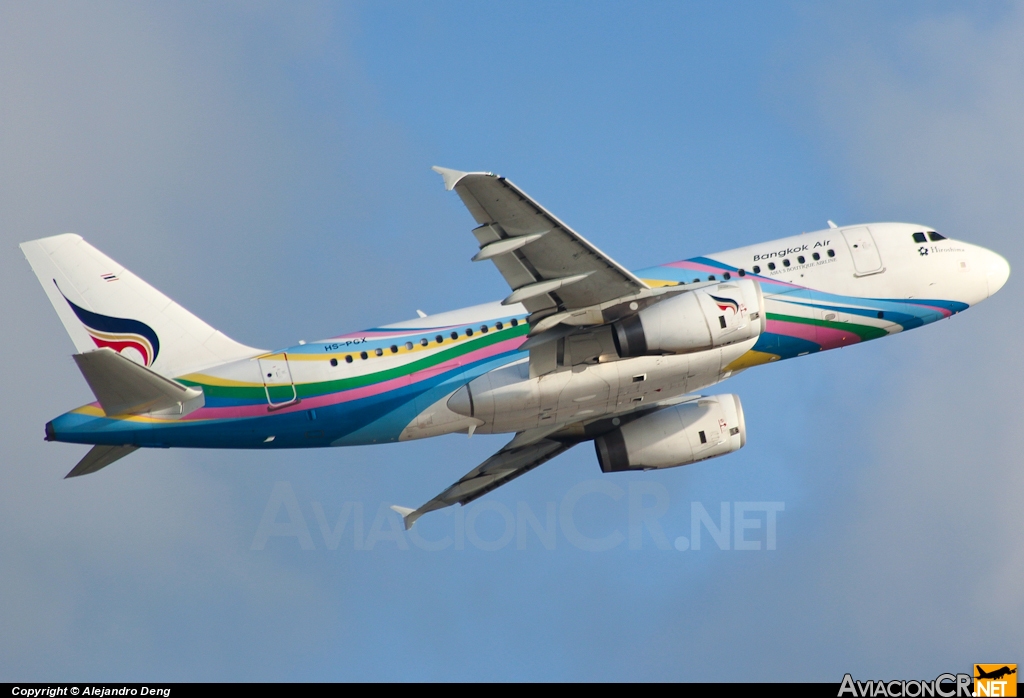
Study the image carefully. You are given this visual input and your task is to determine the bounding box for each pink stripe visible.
[811,325,863,350]
[655,262,800,290]
[766,319,861,349]
[661,261,727,274]
[327,323,466,340]
[182,336,525,421]
[912,303,953,318]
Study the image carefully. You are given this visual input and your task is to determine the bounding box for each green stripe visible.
[180,323,528,400]
[767,312,888,341]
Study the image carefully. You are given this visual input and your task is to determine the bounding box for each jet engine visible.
[612,279,765,357]
[594,394,746,472]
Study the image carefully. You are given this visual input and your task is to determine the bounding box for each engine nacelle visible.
[612,279,765,357]
[594,394,746,472]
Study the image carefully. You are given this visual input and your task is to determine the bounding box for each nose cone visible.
[985,249,1011,297]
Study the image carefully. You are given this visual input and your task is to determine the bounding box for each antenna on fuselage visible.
[827,220,839,229]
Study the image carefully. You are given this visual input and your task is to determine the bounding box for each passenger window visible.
[752,265,760,274]
[738,269,746,277]
[827,249,835,257]
[405,341,414,350]
[928,231,947,241]
[767,262,776,271]
[480,325,488,333]
[722,272,731,280]
[420,338,428,347]
[510,318,519,327]
[360,351,368,360]
[465,328,473,337]
[783,259,791,267]
[913,232,927,243]
[390,345,398,354]
[330,358,338,367]
[495,322,503,330]
[693,278,700,283]
[797,256,805,264]
[708,275,716,281]
[812,252,820,261]
[435,335,444,344]
[450,331,458,340]
[375,348,383,357]
[345,355,353,363]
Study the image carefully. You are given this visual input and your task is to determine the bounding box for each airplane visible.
[20,166,1010,528]
[975,666,1016,681]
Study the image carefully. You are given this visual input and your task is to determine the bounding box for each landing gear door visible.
[258,353,300,410]
[842,227,885,277]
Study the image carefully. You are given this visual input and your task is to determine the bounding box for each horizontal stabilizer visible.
[66,444,139,478]
[73,347,204,417]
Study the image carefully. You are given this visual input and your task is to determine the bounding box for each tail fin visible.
[20,234,262,378]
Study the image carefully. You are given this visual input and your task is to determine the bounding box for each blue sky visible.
[1,1,1021,681]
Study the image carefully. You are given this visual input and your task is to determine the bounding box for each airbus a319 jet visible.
[21,167,1010,527]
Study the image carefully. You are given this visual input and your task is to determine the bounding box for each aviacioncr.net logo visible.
[839,673,973,698]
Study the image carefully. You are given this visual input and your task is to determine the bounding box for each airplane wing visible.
[392,436,576,529]
[433,167,649,319]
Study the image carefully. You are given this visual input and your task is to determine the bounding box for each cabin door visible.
[842,227,885,277]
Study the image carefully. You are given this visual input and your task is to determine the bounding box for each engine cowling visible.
[612,279,765,357]
[594,394,746,472]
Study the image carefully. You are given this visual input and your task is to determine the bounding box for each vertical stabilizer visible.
[20,234,263,378]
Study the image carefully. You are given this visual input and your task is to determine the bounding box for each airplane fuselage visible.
[46,222,1009,450]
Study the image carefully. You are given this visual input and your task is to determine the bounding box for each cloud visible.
[0,3,355,679]
[4,2,1021,680]
[772,3,1024,670]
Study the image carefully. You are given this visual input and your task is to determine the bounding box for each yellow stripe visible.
[723,350,779,372]
[70,403,186,423]
[262,327,519,362]
[176,373,263,387]
[640,278,681,288]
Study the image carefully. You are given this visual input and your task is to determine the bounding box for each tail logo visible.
[56,282,160,366]
[709,294,740,315]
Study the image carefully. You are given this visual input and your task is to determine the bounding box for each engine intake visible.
[594,394,746,472]
[613,279,765,357]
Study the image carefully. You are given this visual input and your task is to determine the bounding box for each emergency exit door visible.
[258,353,299,410]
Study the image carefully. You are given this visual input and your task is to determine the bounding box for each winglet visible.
[431,166,469,191]
[390,505,421,530]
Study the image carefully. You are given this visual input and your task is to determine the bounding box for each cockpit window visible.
[927,231,947,241]
[912,232,927,243]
